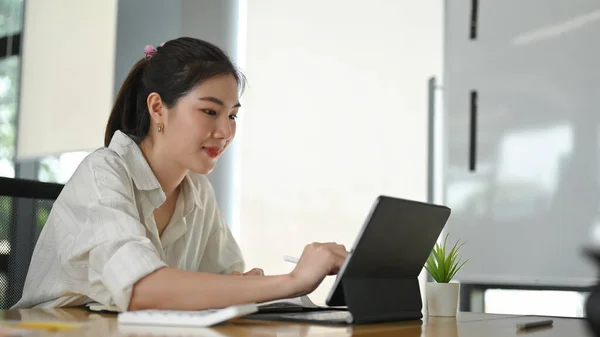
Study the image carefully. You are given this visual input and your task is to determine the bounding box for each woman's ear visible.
[147,92,166,125]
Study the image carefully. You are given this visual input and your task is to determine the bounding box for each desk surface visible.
[0,309,592,337]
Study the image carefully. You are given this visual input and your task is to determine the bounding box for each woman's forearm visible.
[128,267,298,311]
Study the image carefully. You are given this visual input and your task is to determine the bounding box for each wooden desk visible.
[0,309,592,337]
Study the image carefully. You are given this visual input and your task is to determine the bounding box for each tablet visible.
[325,195,451,306]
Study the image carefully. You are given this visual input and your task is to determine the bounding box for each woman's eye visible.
[203,109,217,116]
[229,114,238,120]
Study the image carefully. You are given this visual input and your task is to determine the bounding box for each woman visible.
[14,37,347,311]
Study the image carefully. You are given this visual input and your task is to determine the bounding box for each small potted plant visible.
[424,233,469,317]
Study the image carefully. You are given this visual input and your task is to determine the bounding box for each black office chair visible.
[0,176,63,308]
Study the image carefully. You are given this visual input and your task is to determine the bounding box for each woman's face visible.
[158,73,240,174]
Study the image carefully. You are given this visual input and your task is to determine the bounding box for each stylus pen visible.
[516,319,553,330]
[283,256,299,264]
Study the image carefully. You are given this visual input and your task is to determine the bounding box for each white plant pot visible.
[426,282,460,317]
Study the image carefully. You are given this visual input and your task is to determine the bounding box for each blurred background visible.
[0,0,598,317]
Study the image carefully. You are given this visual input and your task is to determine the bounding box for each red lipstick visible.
[203,147,221,158]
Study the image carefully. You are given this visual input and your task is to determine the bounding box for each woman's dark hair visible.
[104,37,246,146]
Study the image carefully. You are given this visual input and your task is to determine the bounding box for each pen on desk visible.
[516,319,553,330]
[283,255,299,264]
[11,321,80,331]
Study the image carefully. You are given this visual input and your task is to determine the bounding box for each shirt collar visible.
[183,173,204,216]
[108,131,204,212]
[108,131,163,192]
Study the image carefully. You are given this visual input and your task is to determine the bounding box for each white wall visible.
[17,0,118,160]
[239,0,443,304]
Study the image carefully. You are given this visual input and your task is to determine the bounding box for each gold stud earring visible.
[157,123,164,133]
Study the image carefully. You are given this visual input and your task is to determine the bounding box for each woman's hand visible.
[288,242,348,296]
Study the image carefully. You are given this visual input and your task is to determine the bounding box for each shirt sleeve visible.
[197,177,245,274]
[64,152,167,311]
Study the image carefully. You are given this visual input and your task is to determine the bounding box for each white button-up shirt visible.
[13,131,245,310]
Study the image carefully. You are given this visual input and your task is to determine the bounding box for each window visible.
[484,289,587,318]
[0,0,22,178]
[0,0,23,308]
[38,151,89,184]
[0,55,18,178]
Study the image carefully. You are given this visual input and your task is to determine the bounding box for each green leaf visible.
[424,233,469,283]
[449,258,470,280]
[427,252,442,282]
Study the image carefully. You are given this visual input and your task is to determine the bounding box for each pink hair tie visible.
[144,41,168,60]
[144,44,157,60]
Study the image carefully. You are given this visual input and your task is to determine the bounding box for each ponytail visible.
[104,59,149,147]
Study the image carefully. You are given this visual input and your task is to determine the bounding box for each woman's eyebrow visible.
[199,96,241,108]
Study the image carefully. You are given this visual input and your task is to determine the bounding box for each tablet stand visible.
[341,277,423,324]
